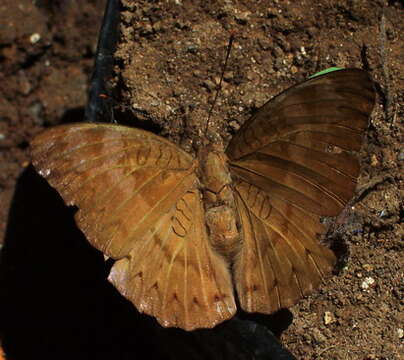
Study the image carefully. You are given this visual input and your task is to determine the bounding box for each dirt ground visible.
[0,0,402,359]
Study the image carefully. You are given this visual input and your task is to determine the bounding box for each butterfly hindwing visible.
[228,69,375,313]
[233,180,336,313]
[109,189,236,330]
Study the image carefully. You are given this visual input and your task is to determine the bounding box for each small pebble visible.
[379,209,388,217]
[324,311,335,325]
[202,79,216,91]
[362,264,374,271]
[361,277,375,290]
[397,328,403,339]
[370,153,378,166]
[30,33,41,44]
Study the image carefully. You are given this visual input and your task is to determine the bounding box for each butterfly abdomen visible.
[205,205,240,260]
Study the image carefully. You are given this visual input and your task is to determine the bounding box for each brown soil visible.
[0,0,107,238]
[1,0,402,359]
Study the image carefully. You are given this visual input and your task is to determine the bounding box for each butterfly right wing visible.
[227,69,375,313]
[232,180,336,313]
[31,123,236,329]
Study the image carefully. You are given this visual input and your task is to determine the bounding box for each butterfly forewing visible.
[31,123,197,259]
[227,69,375,160]
[228,69,375,314]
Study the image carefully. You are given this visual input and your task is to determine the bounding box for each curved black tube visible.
[85,0,121,123]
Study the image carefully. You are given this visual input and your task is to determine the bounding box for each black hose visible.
[84,0,121,123]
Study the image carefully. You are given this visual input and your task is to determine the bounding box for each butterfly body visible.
[31,69,375,330]
[197,143,240,260]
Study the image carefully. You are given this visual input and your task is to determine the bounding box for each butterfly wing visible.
[109,189,236,330]
[227,69,375,313]
[31,123,236,329]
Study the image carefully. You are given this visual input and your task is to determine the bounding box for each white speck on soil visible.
[361,277,376,290]
[30,33,41,43]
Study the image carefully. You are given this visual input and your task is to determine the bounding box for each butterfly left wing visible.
[31,123,236,330]
[227,69,375,313]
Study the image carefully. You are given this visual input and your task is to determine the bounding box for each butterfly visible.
[30,68,375,330]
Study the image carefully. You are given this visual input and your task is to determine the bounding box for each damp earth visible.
[0,0,402,359]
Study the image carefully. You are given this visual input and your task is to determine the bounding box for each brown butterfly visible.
[30,69,375,330]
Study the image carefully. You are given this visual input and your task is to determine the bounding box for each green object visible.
[309,67,344,78]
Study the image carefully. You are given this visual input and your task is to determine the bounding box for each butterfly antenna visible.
[205,33,235,136]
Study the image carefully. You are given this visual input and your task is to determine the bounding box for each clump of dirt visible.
[0,0,402,359]
[115,0,403,359]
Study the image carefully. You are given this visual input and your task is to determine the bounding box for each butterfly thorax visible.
[198,143,240,260]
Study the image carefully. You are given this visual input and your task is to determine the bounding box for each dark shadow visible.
[113,105,164,134]
[328,233,350,274]
[238,309,294,339]
[59,107,86,125]
[0,165,160,360]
